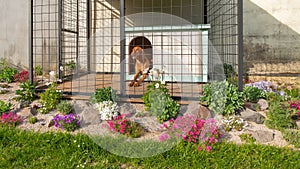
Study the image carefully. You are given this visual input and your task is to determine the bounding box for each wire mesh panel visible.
[207,0,239,80]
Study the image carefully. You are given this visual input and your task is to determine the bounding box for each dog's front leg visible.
[129,72,140,87]
[134,73,147,87]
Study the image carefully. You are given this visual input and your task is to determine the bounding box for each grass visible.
[0,126,299,169]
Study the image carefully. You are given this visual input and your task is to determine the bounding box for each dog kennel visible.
[30,0,243,100]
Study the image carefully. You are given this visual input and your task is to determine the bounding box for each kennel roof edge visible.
[125,24,211,33]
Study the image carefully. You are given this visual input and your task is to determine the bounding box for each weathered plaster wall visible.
[0,0,29,68]
[244,0,300,84]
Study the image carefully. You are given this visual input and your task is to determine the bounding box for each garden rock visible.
[119,103,136,116]
[257,99,268,111]
[185,102,214,119]
[251,130,274,143]
[244,102,258,111]
[240,108,265,124]
[134,116,163,132]
[78,105,100,126]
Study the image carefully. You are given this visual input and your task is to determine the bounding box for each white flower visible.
[161,80,166,85]
[49,71,56,76]
[155,83,159,89]
[94,101,119,121]
[60,66,64,71]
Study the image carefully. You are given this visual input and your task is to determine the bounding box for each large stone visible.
[240,108,265,124]
[119,103,136,117]
[257,99,268,111]
[296,121,300,130]
[252,130,274,143]
[185,101,214,119]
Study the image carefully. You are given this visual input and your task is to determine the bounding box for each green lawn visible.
[0,126,299,169]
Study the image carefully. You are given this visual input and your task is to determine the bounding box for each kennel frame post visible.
[120,0,126,96]
[238,0,243,91]
[29,0,33,83]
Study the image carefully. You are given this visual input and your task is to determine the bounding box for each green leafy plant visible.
[38,83,62,114]
[90,86,117,104]
[29,116,38,124]
[34,65,43,76]
[0,101,12,116]
[57,101,74,115]
[265,94,295,130]
[239,133,256,144]
[15,81,37,103]
[200,80,244,116]
[0,66,18,83]
[142,82,180,123]
[284,88,299,99]
[65,60,76,70]
[223,63,237,85]
[243,85,266,102]
[107,114,144,138]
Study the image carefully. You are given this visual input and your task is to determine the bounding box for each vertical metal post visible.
[58,0,63,80]
[76,0,79,74]
[238,0,243,91]
[29,0,34,83]
[87,0,91,72]
[120,0,125,96]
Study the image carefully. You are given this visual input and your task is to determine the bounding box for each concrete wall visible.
[0,0,29,68]
[244,0,300,84]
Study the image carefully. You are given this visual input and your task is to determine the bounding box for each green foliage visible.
[0,66,17,83]
[38,83,62,114]
[65,60,76,70]
[282,129,300,148]
[90,86,117,104]
[243,85,266,102]
[265,94,295,130]
[34,65,43,76]
[29,117,38,124]
[1,127,300,168]
[57,101,74,114]
[0,101,12,115]
[239,133,256,144]
[284,88,299,99]
[200,80,244,116]
[223,63,237,85]
[15,81,37,103]
[142,82,180,123]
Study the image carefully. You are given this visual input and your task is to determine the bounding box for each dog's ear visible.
[131,46,143,59]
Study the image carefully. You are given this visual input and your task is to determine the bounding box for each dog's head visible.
[130,46,144,60]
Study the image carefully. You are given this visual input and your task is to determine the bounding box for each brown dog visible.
[129,46,151,87]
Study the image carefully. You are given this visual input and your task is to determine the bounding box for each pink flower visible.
[206,146,212,152]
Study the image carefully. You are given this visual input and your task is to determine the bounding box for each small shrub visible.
[14,70,29,82]
[15,81,37,103]
[94,100,119,121]
[29,116,38,124]
[142,82,180,123]
[159,115,221,152]
[243,85,266,102]
[38,83,62,114]
[90,86,117,104]
[1,112,23,126]
[0,101,12,116]
[107,114,144,138]
[52,114,80,132]
[57,101,74,114]
[282,129,300,148]
[222,116,247,132]
[0,66,18,83]
[200,80,244,116]
[34,65,43,76]
[239,133,256,144]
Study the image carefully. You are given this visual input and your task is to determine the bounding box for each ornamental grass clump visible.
[1,112,23,126]
[107,114,144,138]
[94,100,119,121]
[159,114,221,152]
[52,114,80,132]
